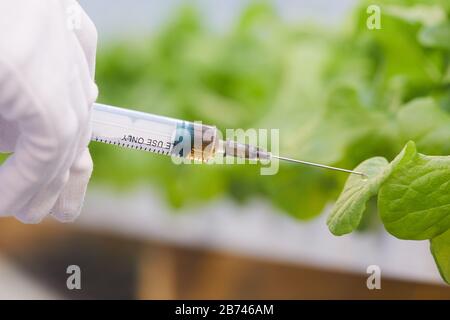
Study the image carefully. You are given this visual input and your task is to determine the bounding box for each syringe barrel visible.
[91,103,217,161]
[91,103,271,163]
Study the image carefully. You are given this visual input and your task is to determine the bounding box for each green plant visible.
[326,0,450,284]
[328,141,450,283]
[92,0,450,282]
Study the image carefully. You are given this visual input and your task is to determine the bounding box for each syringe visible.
[91,103,366,177]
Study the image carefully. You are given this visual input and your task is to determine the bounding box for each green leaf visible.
[291,87,388,165]
[329,141,450,283]
[418,22,450,50]
[327,141,416,236]
[258,39,332,159]
[0,153,8,164]
[431,229,450,284]
[327,157,389,235]
[384,4,447,27]
[378,142,450,240]
[397,97,450,155]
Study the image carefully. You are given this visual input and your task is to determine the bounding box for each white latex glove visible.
[0,0,98,223]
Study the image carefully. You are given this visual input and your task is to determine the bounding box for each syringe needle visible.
[272,155,367,178]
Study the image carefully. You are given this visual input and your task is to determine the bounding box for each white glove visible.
[0,0,98,223]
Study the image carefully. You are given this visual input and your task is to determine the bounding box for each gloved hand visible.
[0,0,98,223]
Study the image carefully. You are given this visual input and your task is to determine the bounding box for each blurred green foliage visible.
[91,0,450,219]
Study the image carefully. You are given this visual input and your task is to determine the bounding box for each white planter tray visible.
[77,186,444,285]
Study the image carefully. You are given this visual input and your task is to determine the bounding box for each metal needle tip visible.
[272,155,368,178]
